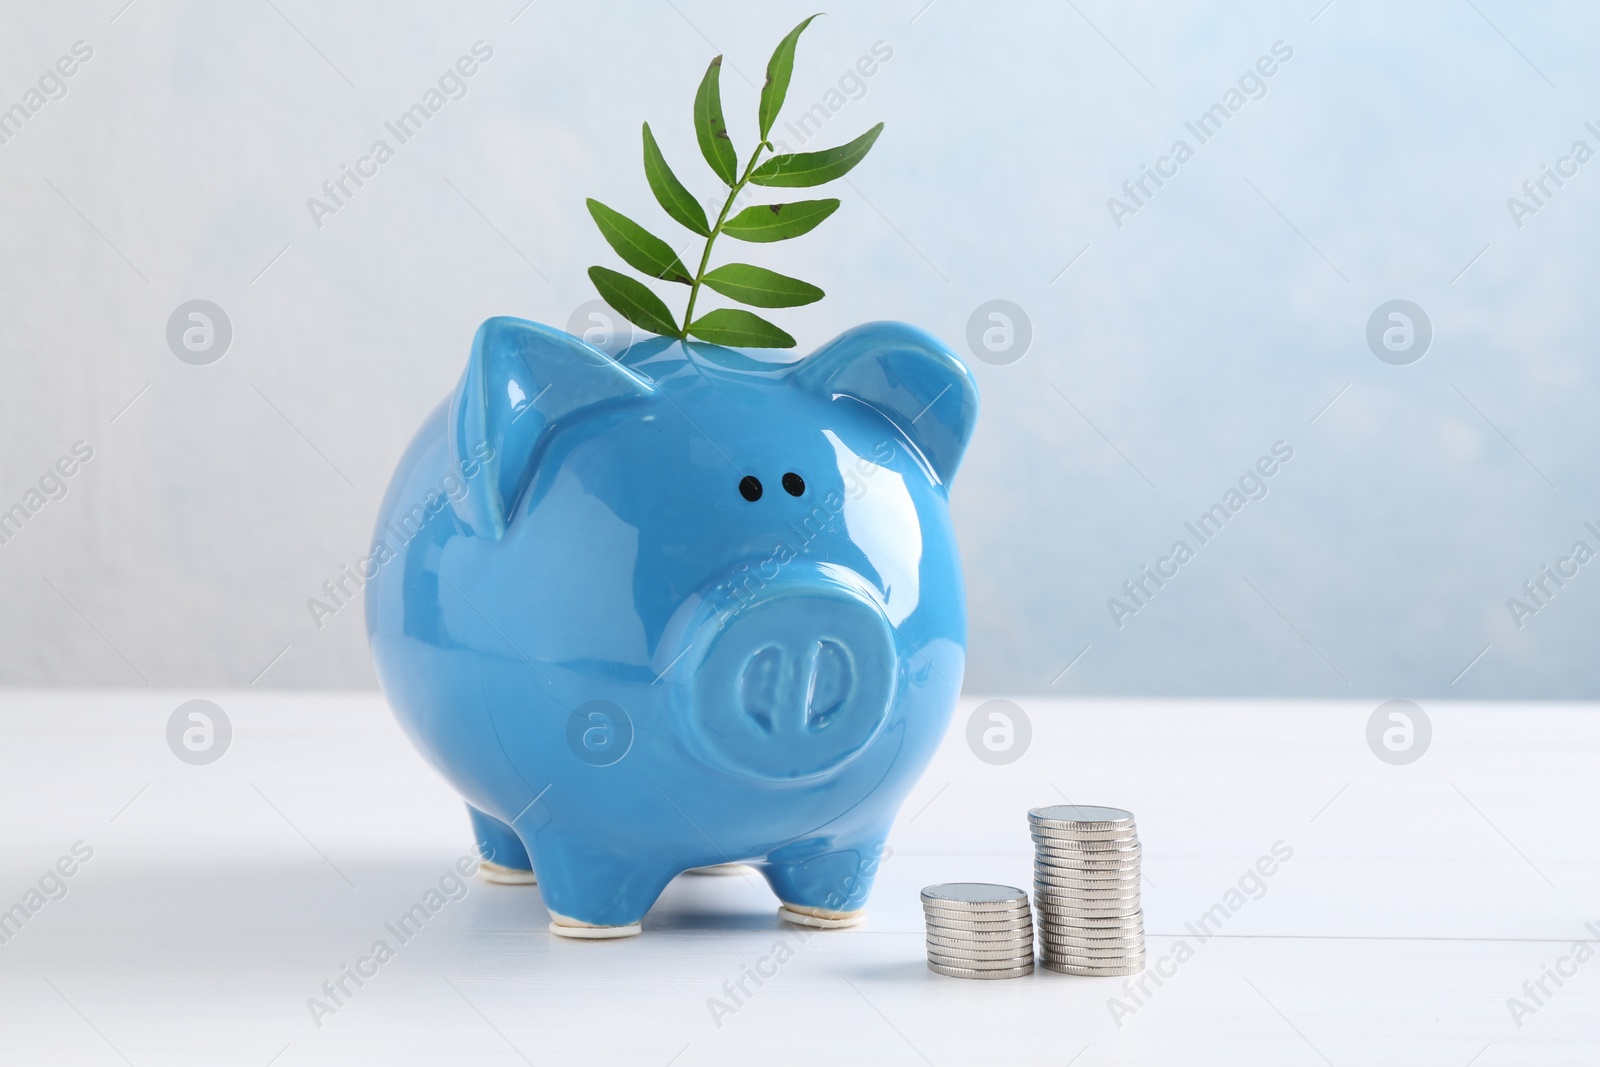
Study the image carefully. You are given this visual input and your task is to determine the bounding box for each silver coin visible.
[1039,931,1143,945]
[922,895,1032,910]
[1035,855,1140,869]
[1034,862,1141,880]
[1036,921,1139,934]
[1040,955,1147,968]
[1043,921,1145,934]
[1028,804,1135,829]
[1035,856,1142,871]
[1034,860,1142,875]
[1037,912,1144,926]
[926,948,1035,965]
[928,947,1036,966]
[925,926,1033,941]
[1030,831,1132,844]
[925,923,1034,941]
[1035,847,1141,862]
[1039,950,1145,965]
[1030,870,1145,883]
[925,932,1035,952]
[928,908,1036,927]
[1030,819,1145,831]
[1030,857,1145,876]
[921,908,1030,921]
[1036,897,1140,912]
[924,920,1034,938]
[1036,910,1144,925]
[1030,908,1145,921]
[1034,880,1140,896]
[926,941,1035,959]
[1034,889,1141,904]
[924,915,1035,933]
[1036,938,1145,958]
[925,913,1030,929]
[1034,849,1142,866]
[1032,843,1141,859]
[1029,812,1137,829]
[924,906,1034,923]
[1031,820,1137,835]
[1034,896,1142,912]
[1032,825,1138,840]
[1041,952,1145,967]
[1034,876,1142,893]
[1024,844,1139,857]
[928,959,1034,980]
[1043,927,1145,940]
[1031,829,1140,847]
[1035,878,1141,894]
[926,948,1036,968]
[1036,925,1144,942]
[921,883,1030,908]
[1035,884,1141,899]
[1034,841,1141,857]
[928,959,1036,979]
[1034,881,1139,899]
[925,928,1034,941]
[1040,947,1147,961]
[1038,934,1145,950]
[1032,833,1140,848]
[1035,869,1141,884]
[1037,887,1139,901]
[1030,823,1138,839]
[1040,959,1145,977]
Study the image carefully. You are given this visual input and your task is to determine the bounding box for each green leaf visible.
[687,308,797,349]
[721,199,840,243]
[750,123,884,188]
[588,266,679,337]
[693,56,737,186]
[586,199,692,284]
[758,14,821,142]
[702,263,824,308]
[642,123,709,237]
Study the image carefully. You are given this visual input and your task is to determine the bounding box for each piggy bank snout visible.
[738,636,858,736]
[684,569,897,781]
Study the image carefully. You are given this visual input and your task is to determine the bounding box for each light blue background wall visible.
[0,0,1594,696]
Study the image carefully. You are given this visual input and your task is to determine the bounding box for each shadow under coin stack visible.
[1030,804,1146,976]
[922,883,1035,979]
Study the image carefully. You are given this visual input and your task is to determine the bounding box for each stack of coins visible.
[1029,804,1145,976]
[922,883,1035,979]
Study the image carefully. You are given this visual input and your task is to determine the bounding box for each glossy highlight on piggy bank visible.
[367,316,978,937]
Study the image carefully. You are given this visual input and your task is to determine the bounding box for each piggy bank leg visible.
[530,832,673,939]
[762,833,889,930]
[466,805,538,886]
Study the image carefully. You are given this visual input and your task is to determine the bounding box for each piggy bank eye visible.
[738,475,763,502]
[782,472,805,497]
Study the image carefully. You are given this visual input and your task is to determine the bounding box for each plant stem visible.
[680,142,770,339]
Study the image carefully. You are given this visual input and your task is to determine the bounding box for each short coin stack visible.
[922,883,1035,979]
[1029,804,1145,976]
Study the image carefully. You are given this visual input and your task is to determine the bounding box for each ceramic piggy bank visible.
[367,316,978,937]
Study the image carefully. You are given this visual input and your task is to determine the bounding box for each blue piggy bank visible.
[367,316,978,937]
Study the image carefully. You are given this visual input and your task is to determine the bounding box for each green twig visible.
[679,142,771,339]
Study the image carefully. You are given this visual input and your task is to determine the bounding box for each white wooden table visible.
[1,692,1595,1065]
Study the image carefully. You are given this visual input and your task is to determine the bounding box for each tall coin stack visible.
[1029,804,1145,976]
[922,883,1035,979]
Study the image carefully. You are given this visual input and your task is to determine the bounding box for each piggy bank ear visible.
[449,316,653,539]
[793,321,980,488]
